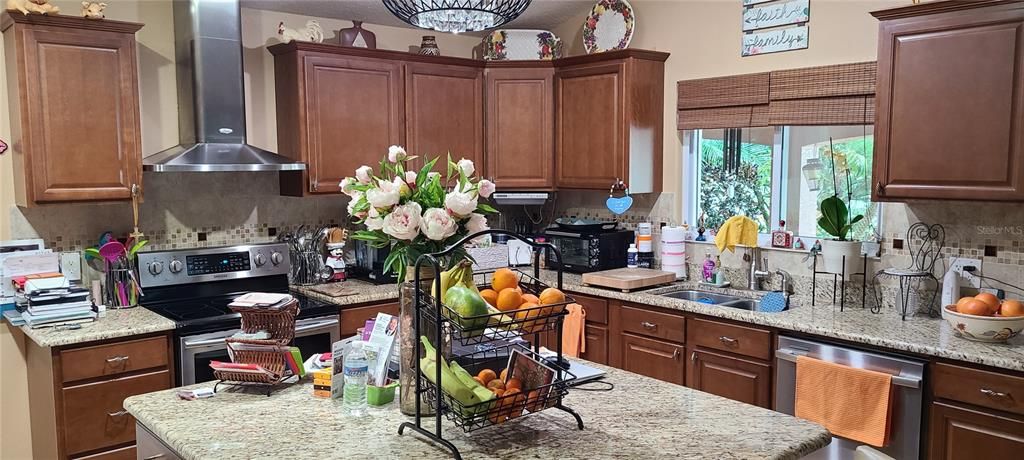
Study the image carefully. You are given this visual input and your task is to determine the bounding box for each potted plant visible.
[817,138,864,275]
[340,146,497,415]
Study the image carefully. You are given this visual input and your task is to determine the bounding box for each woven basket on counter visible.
[212,300,300,387]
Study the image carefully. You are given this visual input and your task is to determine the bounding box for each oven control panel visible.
[137,243,290,288]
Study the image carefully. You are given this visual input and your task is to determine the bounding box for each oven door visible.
[545,233,597,271]
[178,315,340,386]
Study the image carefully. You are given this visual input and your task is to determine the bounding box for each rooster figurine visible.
[277,20,324,44]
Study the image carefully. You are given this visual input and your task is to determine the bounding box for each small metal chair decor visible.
[605,179,632,215]
[872,222,945,319]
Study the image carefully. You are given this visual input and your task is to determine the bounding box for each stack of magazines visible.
[229,292,295,310]
[22,286,96,328]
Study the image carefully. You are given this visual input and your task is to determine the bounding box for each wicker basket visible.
[212,299,301,387]
[230,300,300,345]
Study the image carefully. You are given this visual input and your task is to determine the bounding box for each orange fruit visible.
[956,296,976,310]
[539,287,565,306]
[522,293,540,304]
[491,268,518,292]
[999,299,1024,317]
[500,368,509,382]
[975,293,1001,314]
[473,376,486,386]
[525,389,542,412]
[491,388,505,397]
[516,302,541,332]
[480,288,499,307]
[505,377,523,391]
[477,368,497,385]
[958,299,992,316]
[486,379,505,391]
[503,388,526,419]
[496,288,523,312]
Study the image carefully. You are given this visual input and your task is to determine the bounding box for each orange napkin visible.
[560,303,586,358]
[794,355,894,447]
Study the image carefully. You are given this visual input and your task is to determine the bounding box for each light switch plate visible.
[60,251,82,282]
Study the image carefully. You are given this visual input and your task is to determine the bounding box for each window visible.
[683,125,879,241]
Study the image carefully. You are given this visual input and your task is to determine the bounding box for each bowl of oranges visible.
[942,293,1024,342]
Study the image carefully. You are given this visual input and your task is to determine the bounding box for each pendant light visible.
[383,0,532,33]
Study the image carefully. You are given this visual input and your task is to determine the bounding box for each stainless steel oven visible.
[179,314,340,386]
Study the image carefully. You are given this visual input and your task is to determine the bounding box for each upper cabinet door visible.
[303,56,404,194]
[873,2,1024,201]
[555,62,626,189]
[485,67,554,189]
[4,17,143,205]
[405,62,484,169]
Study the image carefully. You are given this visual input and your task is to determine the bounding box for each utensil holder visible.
[105,268,139,309]
[291,249,327,286]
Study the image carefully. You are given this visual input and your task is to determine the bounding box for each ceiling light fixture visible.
[382,0,532,33]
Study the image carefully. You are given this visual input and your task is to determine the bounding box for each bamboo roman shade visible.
[677,61,876,129]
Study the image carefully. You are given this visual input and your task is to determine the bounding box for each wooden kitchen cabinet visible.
[340,301,399,336]
[872,1,1024,201]
[272,45,405,195]
[686,347,772,408]
[929,401,1024,459]
[405,62,484,168]
[619,332,685,385]
[554,51,668,193]
[485,66,555,189]
[2,13,143,206]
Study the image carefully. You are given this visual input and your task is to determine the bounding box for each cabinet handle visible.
[718,336,738,346]
[876,181,885,195]
[671,348,680,359]
[106,355,129,363]
[690,351,696,362]
[107,410,129,417]
[640,321,657,330]
[310,180,318,192]
[980,388,1010,399]
[143,455,165,460]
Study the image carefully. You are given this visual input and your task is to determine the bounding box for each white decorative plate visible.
[483,29,562,60]
[583,0,635,54]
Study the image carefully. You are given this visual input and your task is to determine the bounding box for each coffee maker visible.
[351,240,397,284]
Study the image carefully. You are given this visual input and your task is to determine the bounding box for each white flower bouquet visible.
[342,146,498,281]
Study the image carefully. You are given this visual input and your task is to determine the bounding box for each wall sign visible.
[742,24,809,56]
[742,0,810,32]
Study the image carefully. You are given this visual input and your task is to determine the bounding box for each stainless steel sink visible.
[719,299,758,311]
[659,290,742,304]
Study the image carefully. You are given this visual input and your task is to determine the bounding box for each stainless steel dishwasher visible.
[775,336,926,460]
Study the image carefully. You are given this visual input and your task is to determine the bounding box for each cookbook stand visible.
[398,230,584,460]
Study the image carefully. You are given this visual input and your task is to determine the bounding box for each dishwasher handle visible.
[775,348,922,389]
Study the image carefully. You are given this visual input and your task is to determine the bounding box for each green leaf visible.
[446,152,454,181]
[475,203,498,214]
[818,195,849,239]
[850,214,865,225]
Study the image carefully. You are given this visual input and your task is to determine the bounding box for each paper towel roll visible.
[661,226,687,279]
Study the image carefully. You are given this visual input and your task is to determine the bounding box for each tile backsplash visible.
[8,173,344,252]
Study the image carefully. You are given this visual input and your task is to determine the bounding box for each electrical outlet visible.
[60,251,83,282]
[949,257,982,288]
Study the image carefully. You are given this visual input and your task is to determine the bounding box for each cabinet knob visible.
[690,351,697,362]
[876,181,885,196]
[640,321,657,330]
[310,180,318,192]
[671,348,680,359]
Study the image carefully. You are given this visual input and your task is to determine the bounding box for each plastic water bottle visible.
[343,342,369,416]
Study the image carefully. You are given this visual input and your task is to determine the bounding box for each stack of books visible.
[22,286,96,328]
[229,292,295,310]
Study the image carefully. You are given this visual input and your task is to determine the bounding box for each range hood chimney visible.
[144,0,305,172]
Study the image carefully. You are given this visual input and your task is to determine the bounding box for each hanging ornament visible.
[605,179,632,215]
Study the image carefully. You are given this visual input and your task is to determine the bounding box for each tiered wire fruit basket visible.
[212,300,299,396]
[398,230,584,459]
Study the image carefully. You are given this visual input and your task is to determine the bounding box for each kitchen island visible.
[125,364,830,459]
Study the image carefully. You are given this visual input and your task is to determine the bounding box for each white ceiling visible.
[240,0,594,33]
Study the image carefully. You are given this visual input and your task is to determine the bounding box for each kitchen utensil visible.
[129,183,144,240]
[99,241,127,263]
[128,239,148,258]
[580,267,676,292]
[554,217,618,232]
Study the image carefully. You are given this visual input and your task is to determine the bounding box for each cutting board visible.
[581,268,677,292]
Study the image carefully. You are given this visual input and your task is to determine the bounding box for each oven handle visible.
[182,336,231,350]
[295,317,339,334]
[775,348,922,389]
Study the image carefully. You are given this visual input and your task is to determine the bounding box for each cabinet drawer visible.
[341,302,398,336]
[932,363,1024,416]
[569,292,607,325]
[61,336,169,383]
[619,304,685,343]
[621,333,685,385]
[687,317,772,361]
[73,445,136,460]
[62,370,170,455]
[136,423,183,460]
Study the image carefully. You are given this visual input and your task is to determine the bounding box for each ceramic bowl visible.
[942,305,1024,343]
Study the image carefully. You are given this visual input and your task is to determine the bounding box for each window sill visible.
[684,239,882,260]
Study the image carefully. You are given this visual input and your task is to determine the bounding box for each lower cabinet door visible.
[62,370,170,455]
[620,333,684,385]
[580,325,608,365]
[685,347,771,408]
[340,302,399,336]
[929,400,1024,460]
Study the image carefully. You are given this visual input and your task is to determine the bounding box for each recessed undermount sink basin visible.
[660,289,758,310]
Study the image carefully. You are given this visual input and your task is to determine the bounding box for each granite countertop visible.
[296,271,1023,372]
[125,364,830,460]
[20,307,176,348]
[291,279,402,308]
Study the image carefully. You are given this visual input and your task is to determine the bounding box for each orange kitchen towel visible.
[794,355,894,447]
[561,303,586,357]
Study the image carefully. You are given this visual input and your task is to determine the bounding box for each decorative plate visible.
[583,0,635,54]
[483,29,562,60]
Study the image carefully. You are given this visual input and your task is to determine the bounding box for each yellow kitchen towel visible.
[561,303,586,358]
[794,355,894,447]
[714,215,759,253]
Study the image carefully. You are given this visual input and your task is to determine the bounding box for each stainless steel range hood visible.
[144,0,305,172]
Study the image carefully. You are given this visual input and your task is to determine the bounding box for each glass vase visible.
[399,265,440,416]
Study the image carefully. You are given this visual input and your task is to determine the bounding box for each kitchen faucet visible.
[745,246,770,290]
[775,269,795,295]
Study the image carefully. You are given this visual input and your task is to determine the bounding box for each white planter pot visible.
[820,239,861,277]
